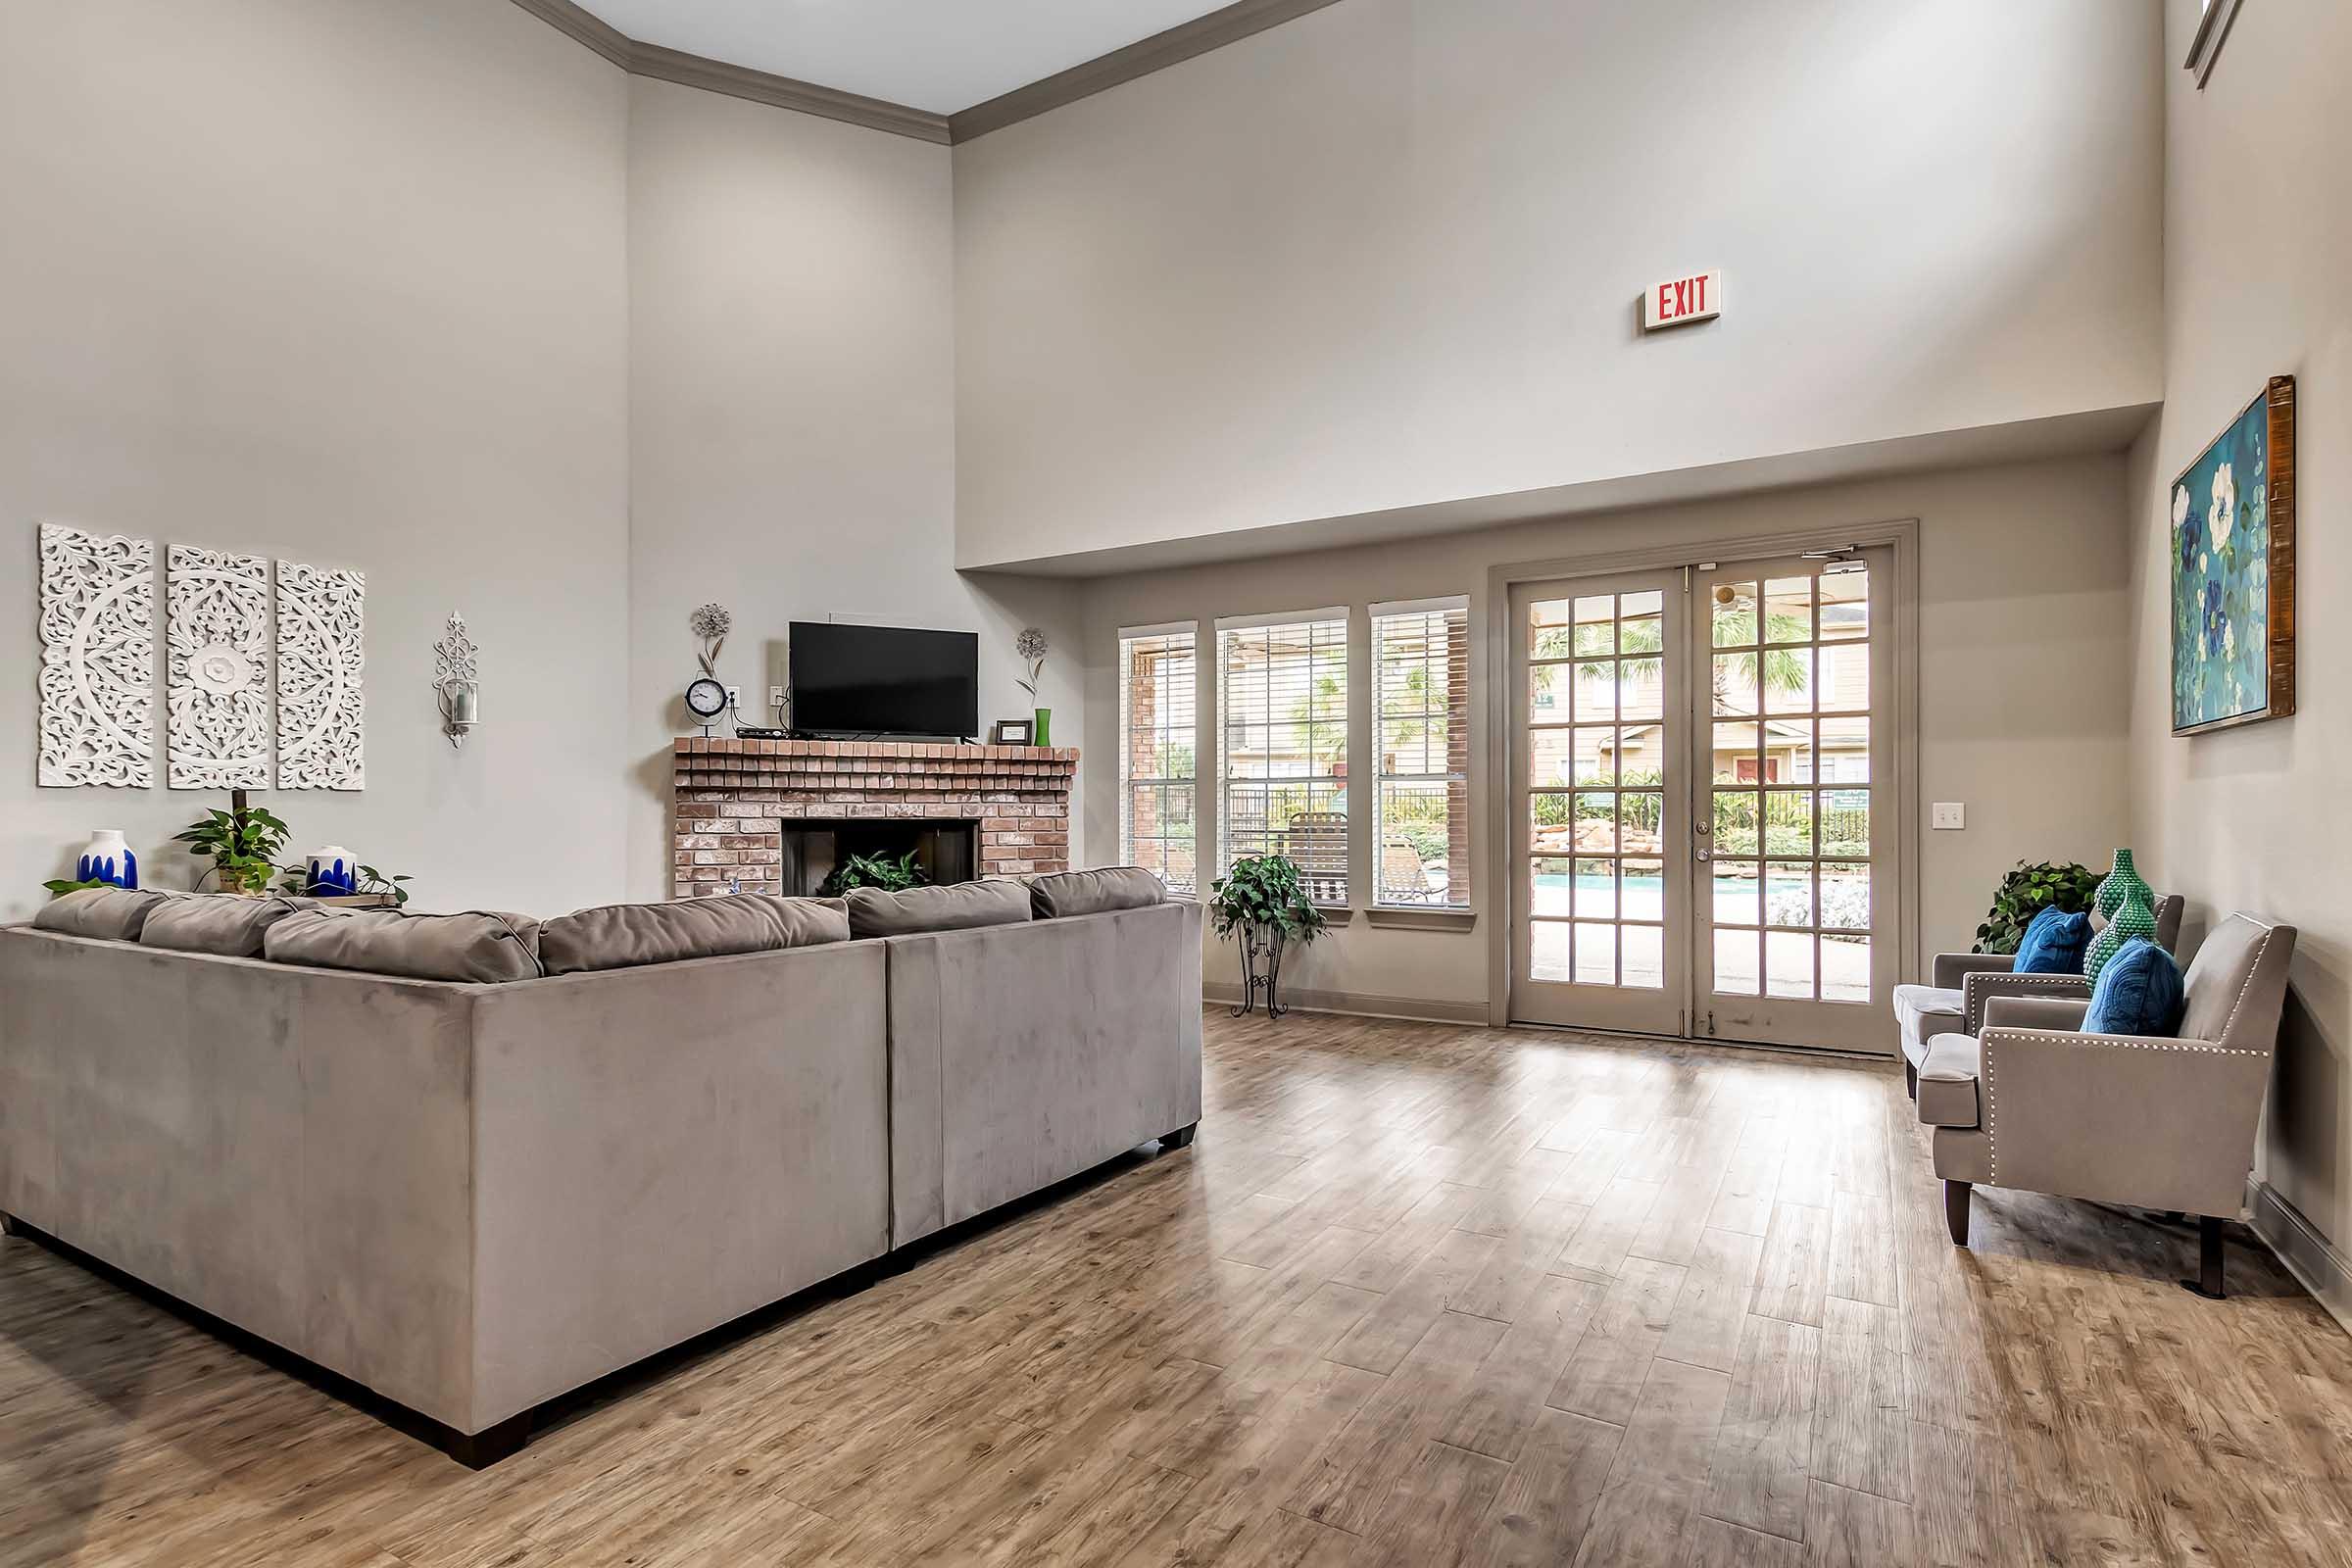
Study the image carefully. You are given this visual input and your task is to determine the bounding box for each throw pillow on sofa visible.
[139,894,313,958]
[32,887,173,942]
[846,879,1032,939]
[539,894,849,975]
[2013,906,2092,974]
[2082,937,2184,1036]
[265,907,543,983]
[1028,866,1167,920]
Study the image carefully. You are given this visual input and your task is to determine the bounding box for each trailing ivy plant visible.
[1973,859,2100,954]
[41,877,108,899]
[1208,854,1329,946]
[174,800,292,896]
[818,850,927,898]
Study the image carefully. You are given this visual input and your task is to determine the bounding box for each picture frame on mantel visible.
[991,718,1034,745]
[2171,374,2296,736]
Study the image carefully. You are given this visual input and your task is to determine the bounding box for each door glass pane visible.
[1819,643,1868,712]
[1574,596,1615,655]
[1530,730,1578,787]
[1713,861,1761,926]
[1763,578,1814,642]
[1715,928,1760,996]
[1713,720,1761,783]
[1766,930,1816,999]
[1531,791,1574,855]
[1619,657,1664,721]
[1621,792,1665,856]
[1529,664,1569,722]
[1764,790,1815,857]
[1531,857,1575,916]
[1621,924,1664,991]
[1822,934,1869,1003]
[1574,858,1616,918]
[1531,920,1571,981]
[1623,858,1665,920]
[1575,662,1617,721]
[1531,599,1577,660]
[1712,655,1759,717]
[1819,861,1870,930]
[1816,717,1869,782]
[1713,791,1759,855]
[1762,647,1814,714]
[1821,790,1870,858]
[1574,922,1616,986]
[1620,592,1665,653]
[1819,568,1868,640]
[1574,792,1617,853]
[1712,582,1758,647]
[1766,862,1813,927]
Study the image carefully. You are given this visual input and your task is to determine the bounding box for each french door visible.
[1509,551,1896,1054]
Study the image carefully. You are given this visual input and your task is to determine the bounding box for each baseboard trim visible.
[2248,1178,2352,1337]
[1200,982,1488,1026]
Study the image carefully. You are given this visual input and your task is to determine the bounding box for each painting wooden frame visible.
[2171,374,2296,736]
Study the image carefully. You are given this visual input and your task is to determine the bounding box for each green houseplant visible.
[1972,859,2100,955]
[1208,854,1329,1018]
[174,797,293,896]
[818,849,927,898]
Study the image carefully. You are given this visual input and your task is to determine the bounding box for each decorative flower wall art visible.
[2170,376,2296,735]
[37,522,156,788]
[167,545,272,788]
[275,560,367,789]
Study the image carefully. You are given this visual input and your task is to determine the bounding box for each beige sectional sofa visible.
[0,870,1201,1465]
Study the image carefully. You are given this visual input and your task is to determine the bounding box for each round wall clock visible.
[685,676,729,722]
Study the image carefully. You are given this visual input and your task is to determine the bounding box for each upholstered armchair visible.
[1914,912,2295,1298]
[1893,894,2183,1097]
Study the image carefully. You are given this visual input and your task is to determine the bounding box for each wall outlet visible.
[1931,801,1966,830]
[768,685,787,710]
[724,684,742,710]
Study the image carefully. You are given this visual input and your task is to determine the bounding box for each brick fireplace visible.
[670,738,1077,898]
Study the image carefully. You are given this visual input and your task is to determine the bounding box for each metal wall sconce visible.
[433,612,479,750]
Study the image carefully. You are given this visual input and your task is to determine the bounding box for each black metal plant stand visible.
[1232,919,1289,1018]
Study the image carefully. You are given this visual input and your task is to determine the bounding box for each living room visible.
[2,0,2346,1563]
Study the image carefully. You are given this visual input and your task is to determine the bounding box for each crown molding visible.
[505,0,1343,147]
[947,0,1348,143]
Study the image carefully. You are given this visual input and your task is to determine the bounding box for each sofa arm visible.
[1975,1026,2271,1216]
[1980,994,2089,1032]
[1934,952,2015,989]
[1962,970,2089,1032]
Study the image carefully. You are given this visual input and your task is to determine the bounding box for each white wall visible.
[623,76,1081,900]
[2125,2,2352,1258]
[0,0,632,919]
[954,0,2164,570]
[1081,452,2135,1012]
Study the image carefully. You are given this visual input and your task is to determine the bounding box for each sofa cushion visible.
[265,907,543,983]
[1894,983,1964,1071]
[1917,1033,1983,1129]
[2013,906,2092,974]
[847,879,1033,939]
[539,894,849,976]
[2083,937,2185,1037]
[32,887,173,942]
[138,894,313,957]
[1028,866,1168,920]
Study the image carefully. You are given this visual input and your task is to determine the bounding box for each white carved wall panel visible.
[38,522,155,788]
[274,560,366,790]
[166,545,271,788]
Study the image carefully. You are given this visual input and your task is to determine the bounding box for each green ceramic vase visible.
[2095,848,2149,920]
[1033,708,1052,748]
[2086,874,2158,984]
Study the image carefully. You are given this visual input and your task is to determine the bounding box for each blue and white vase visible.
[77,829,137,889]
[306,845,358,895]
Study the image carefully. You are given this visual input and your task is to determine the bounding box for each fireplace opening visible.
[780,818,978,898]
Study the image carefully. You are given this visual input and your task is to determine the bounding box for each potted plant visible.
[1208,854,1328,1018]
[173,795,293,896]
[1972,859,2100,955]
[818,849,927,898]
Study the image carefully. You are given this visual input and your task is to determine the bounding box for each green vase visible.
[2086,878,2157,984]
[2095,848,2148,920]
[1033,708,1051,747]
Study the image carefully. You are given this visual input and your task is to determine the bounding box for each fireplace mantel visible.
[671,737,1076,898]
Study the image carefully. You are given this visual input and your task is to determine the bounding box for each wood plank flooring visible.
[5,1007,2352,1565]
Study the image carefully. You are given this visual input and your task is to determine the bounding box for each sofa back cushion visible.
[32,887,172,942]
[265,907,544,983]
[139,894,313,958]
[847,879,1032,939]
[540,894,849,975]
[1028,866,1168,921]
[2083,938,2185,1037]
[2013,906,2092,974]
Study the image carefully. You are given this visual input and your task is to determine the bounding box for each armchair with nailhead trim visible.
[1911,912,2295,1298]
[1891,894,2184,1097]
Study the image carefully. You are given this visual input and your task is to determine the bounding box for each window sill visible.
[1365,906,1477,932]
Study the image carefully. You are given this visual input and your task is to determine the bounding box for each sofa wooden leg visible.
[1903,1059,1918,1099]
[2181,1214,2226,1299]
[446,1411,532,1470]
[1944,1181,1971,1247]
[1161,1122,1199,1151]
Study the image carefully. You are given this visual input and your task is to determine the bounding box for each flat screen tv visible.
[789,621,978,739]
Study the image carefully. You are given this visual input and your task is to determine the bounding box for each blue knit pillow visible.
[2082,938,2184,1036]
[2013,906,2092,974]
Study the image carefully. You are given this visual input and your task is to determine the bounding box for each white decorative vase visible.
[307,845,357,895]
[77,829,137,889]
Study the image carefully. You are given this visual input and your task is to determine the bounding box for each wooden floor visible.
[6,1009,2352,1567]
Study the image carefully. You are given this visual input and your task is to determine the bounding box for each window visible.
[1119,623,1199,895]
[1372,597,1470,907]
[1218,610,1349,906]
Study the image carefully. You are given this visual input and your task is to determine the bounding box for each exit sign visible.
[1643,270,1723,331]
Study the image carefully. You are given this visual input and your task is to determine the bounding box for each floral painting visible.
[2172,378,2296,734]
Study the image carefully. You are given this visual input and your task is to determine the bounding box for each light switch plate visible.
[1931,801,1966,830]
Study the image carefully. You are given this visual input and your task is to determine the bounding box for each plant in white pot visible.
[1208,854,1328,1018]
